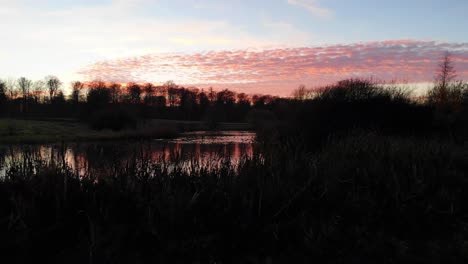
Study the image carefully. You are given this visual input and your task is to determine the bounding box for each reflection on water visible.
[0,131,256,177]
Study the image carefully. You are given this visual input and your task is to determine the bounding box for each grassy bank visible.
[0,119,178,144]
[1,133,468,263]
[0,118,252,144]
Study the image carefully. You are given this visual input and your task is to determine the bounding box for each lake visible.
[0,131,256,177]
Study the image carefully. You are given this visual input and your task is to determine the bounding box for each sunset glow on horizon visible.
[2,0,468,96]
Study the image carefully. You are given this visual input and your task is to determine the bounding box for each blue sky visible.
[1,0,467,95]
[37,0,468,43]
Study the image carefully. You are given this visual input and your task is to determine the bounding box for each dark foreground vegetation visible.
[2,54,468,262]
[1,133,468,263]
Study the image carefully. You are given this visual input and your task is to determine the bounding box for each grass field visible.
[0,119,176,143]
[0,118,252,143]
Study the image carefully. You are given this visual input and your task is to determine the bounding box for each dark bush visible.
[89,108,138,131]
[87,86,111,110]
[279,79,435,150]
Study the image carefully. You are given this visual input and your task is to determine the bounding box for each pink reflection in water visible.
[0,131,256,177]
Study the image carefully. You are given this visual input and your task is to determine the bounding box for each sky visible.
[1,0,468,96]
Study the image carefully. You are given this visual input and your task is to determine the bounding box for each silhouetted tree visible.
[71,81,84,104]
[235,92,251,121]
[45,75,62,102]
[436,52,456,91]
[237,93,249,105]
[108,83,121,103]
[143,83,155,96]
[428,52,462,109]
[128,83,142,104]
[87,81,111,109]
[0,80,7,112]
[208,87,216,105]
[216,89,235,105]
[32,80,45,103]
[17,77,32,99]
[180,88,197,119]
[166,81,179,107]
[293,84,309,100]
[143,83,157,106]
[0,80,8,105]
[154,96,166,108]
[52,90,66,105]
[198,90,210,107]
[252,94,273,108]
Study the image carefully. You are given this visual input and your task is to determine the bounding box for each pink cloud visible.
[78,40,468,96]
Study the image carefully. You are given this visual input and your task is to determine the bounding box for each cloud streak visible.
[287,0,333,18]
[79,40,468,96]
[0,0,313,82]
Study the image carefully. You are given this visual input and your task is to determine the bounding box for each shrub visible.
[280,79,433,150]
[89,108,137,131]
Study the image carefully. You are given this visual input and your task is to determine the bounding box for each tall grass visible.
[1,133,468,263]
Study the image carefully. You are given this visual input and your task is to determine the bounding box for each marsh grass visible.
[1,133,468,263]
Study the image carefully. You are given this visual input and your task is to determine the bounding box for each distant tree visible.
[180,88,197,119]
[436,52,457,91]
[71,81,84,104]
[31,80,45,103]
[143,83,156,105]
[0,80,6,116]
[45,75,62,102]
[293,84,309,100]
[237,93,250,105]
[198,90,210,106]
[3,78,17,99]
[316,79,378,102]
[235,92,251,121]
[154,96,166,108]
[52,90,66,105]
[252,94,273,108]
[216,89,235,105]
[165,81,179,107]
[108,83,121,103]
[143,83,155,96]
[87,81,111,108]
[428,52,464,110]
[17,77,32,99]
[0,80,7,105]
[208,87,216,104]
[127,83,142,104]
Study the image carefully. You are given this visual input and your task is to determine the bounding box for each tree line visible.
[0,77,285,125]
[1,52,467,133]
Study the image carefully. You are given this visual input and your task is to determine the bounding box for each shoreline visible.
[0,118,253,144]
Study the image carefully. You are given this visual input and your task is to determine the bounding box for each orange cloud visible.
[78,40,468,96]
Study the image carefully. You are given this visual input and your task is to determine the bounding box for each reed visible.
[1,132,468,263]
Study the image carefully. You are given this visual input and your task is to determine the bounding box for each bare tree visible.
[108,83,121,103]
[237,93,250,105]
[428,52,461,107]
[5,78,17,99]
[71,81,84,103]
[32,80,45,103]
[208,87,216,105]
[143,83,156,105]
[436,51,456,91]
[293,84,308,100]
[0,80,7,103]
[17,77,32,99]
[127,82,142,104]
[45,75,62,102]
[165,81,179,107]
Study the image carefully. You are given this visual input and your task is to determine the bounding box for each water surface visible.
[0,131,256,177]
